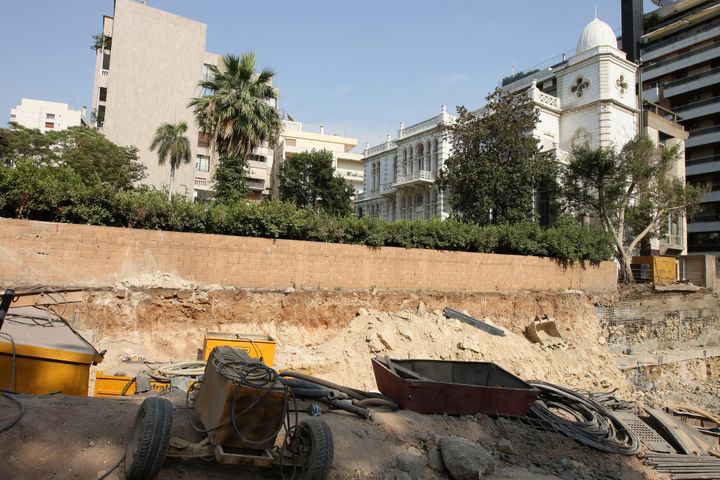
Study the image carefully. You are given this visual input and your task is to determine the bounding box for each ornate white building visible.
[355,106,455,221]
[355,17,688,253]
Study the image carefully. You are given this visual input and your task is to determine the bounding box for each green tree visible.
[559,136,705,282]
[279,149,355,216]
[439,88,556,225]
[150,122,191,202]
[188,52,281,203]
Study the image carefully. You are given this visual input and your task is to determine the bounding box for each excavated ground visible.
[2,279,717,479]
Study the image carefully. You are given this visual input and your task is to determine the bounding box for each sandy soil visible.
[0,393,667,480]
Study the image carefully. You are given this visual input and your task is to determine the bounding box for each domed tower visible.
[556,18,639,151]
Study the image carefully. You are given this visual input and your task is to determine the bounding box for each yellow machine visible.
[0,304,103,396]
[203,332,276,366]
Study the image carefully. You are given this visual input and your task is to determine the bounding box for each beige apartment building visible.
[91,0,274,201]
[9,98,86,132]
[272,121,364,197]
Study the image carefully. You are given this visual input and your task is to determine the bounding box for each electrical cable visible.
[527,380,640,455]
[96,453,125,480]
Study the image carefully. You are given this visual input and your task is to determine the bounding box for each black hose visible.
[328,399,370,419]
[0,391,25,433]
[280,371,369,401]
[354,397,399,410]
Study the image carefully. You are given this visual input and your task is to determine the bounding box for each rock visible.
[427,447,444,471]
[284,287,295,294]
[397,327,413,341]
[395,310,413,321]
[367,337,385,353]
[496,438,513,454]
[357,307,368,317]
[417,301,427,315]
[597,336,607,345]
[395,472,412,480]
[396,453,437,480]
[440,436,495,480]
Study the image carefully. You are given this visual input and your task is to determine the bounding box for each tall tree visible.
[150,122,191,201]
[188,52,281,203]
[279,149,355,216]
[439,88,556,225]
[560,136,705,282]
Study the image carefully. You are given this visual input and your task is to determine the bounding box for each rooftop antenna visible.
[594,3,597,18]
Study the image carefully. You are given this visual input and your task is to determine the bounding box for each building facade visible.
[356,17,689,254]
[640,0,720,255]
[355,106,454,221]
[91,0,275,201]
[272,121,364,197]
[9,98,86,132]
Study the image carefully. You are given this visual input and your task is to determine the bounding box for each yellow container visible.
[632,255,677,284]
[93,371,169,397]
[0,306,103,396]
[203,332,276,366]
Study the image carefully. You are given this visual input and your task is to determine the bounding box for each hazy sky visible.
[0,0,659,149]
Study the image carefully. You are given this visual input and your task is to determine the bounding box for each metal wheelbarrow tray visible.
[372,358,539,416]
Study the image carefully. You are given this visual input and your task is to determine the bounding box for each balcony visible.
[664,67,720,98]
[686,125,720,148]
[101,69,109,76]
[381,183,396,196]
[686,156,720,176]
[247,179,265,191]
[673,96,720,120]
[688,220,720,233]
[642,18,720,61]
[643,42,720,81]
[394,170,435,188]
[194,177,213,190]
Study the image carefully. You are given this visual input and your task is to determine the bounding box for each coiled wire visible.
[528,380,640,455]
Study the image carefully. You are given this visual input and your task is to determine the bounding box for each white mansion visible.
[355,17,688,253]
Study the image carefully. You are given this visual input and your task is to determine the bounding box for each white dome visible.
[576,18,617,54]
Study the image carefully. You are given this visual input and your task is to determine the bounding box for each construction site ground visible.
[2,279,719,479]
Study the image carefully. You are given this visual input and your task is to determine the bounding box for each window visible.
[10,114,15,119]
[99,87,107,102]
[96,105,106,128]
[196,154,210,172]
[46,113,55,119]
[286,138,296,147]
[201,64,215,96]
[45,122,54,129]
[197,133,210,148]
[248,154,266,163]
[102,53,111,71]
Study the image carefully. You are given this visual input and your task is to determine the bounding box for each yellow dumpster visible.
[202,332,276,366]
[0,306,103,396]
[93,371,169,397]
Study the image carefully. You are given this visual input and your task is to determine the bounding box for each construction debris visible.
[443,307,506,337]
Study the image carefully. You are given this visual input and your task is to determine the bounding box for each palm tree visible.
[150,122,191,202]
[188,52,281,202]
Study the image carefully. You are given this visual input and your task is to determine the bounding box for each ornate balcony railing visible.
[395,170,435,186]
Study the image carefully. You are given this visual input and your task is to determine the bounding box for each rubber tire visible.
[124,397,173,480]
[296,417,334,480]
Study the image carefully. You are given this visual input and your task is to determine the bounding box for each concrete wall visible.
[0,218,616,292]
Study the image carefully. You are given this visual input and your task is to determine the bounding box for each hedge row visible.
[1,184,613,263]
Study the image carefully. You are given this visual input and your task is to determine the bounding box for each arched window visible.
[432,138,439,172]
[425,140,431,171]
[393,156,398,182]
[416,144,424,171]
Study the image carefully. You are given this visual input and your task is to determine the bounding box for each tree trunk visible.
[618,250,635,284]
[168,166,175,203]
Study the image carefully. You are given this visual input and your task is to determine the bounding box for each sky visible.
[0,0,660,149]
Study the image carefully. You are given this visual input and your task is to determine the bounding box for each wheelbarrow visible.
[123,347,334,480]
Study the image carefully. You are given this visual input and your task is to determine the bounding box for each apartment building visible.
[640,0,720,254]
[91,0,274,201]
[9,98,86,132]
[272,121,364,198]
